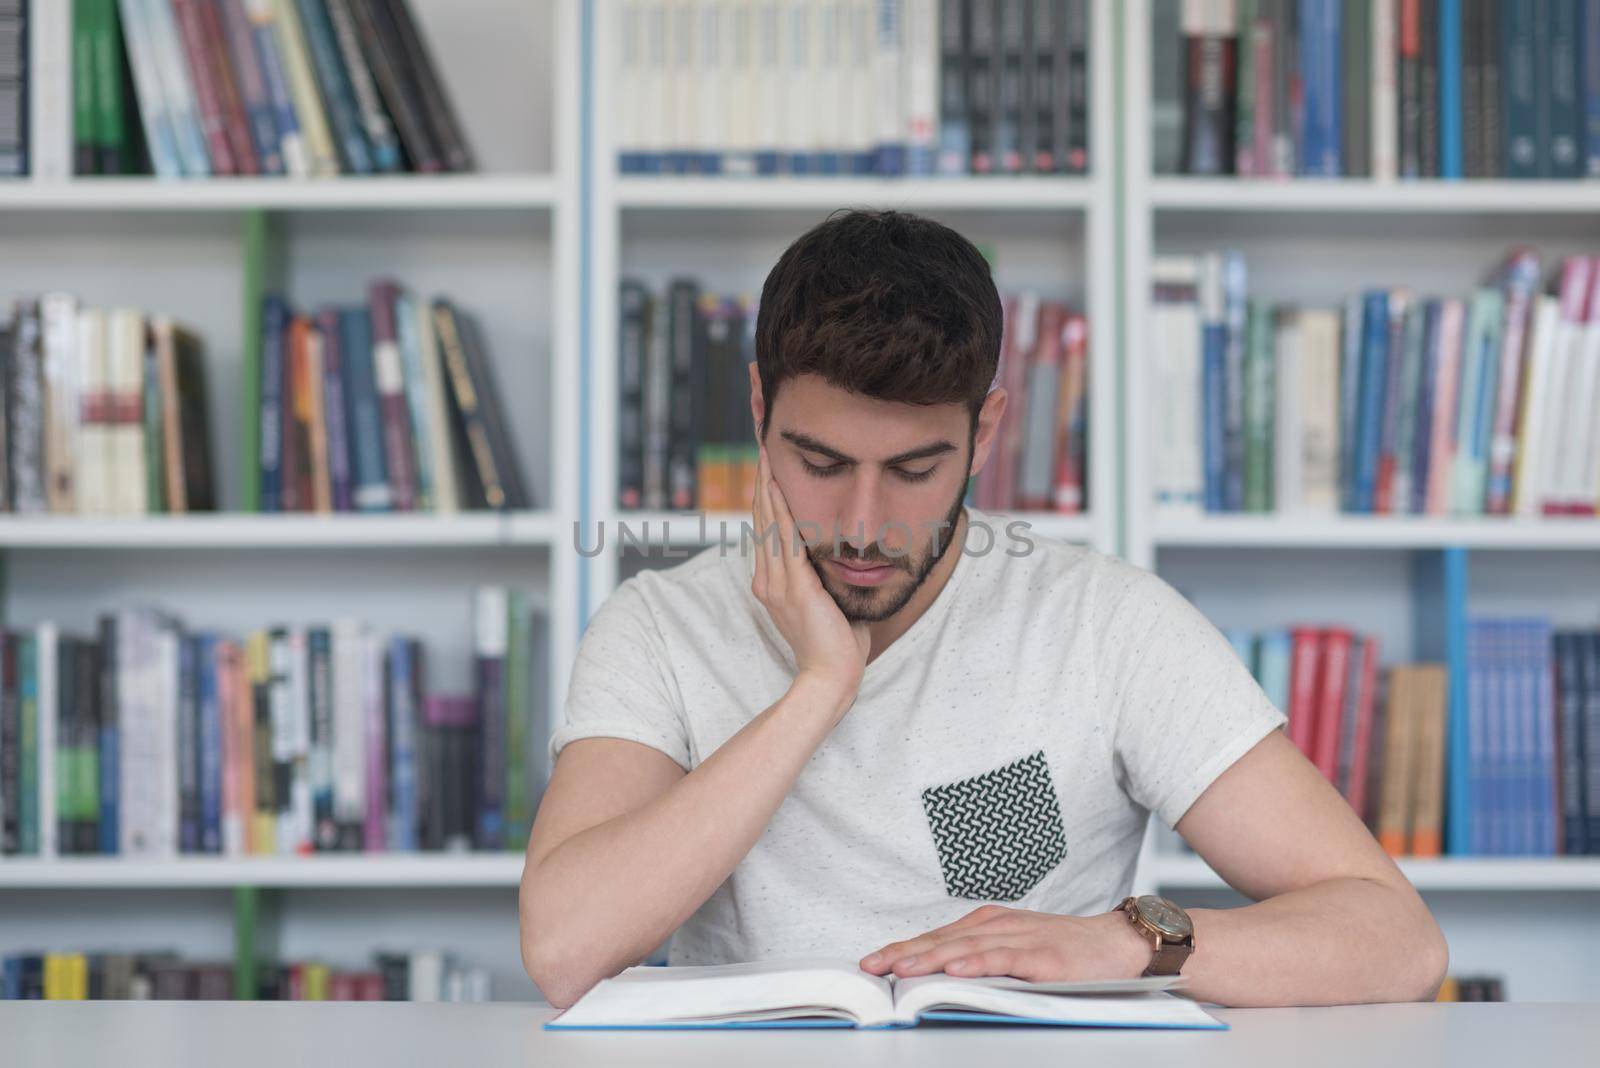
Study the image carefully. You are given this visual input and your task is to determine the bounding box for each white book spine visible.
[902,0,937,174]
[1371,0,1398,182]
[812,0,843,169]
[118,610,146,855]
[1273,310,1303,513]
[74,308,108,516]
[270,0,339,176]
[871,0,904,173]
[332,618,365,832]
[36,623,57,858]
[1511,297,1559,516]
[698,0,724,170]
[1150,256,1200,514]
[783,0,812,165]
[143,0,212,175]
[668,0,694,167]
[157,622,180,857]
[41,293,80,514]
[1300,310,1341,513]
[615,0,641,167]
[1542,300,1588,513]
[118,0,183,178]
[639,0,668,168]
[108,308,147,517]
[722,0,757,174]
[28,0,71,180]
[1569,303,1600,512]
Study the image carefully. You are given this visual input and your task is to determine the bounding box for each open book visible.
[544,958,1225,1031]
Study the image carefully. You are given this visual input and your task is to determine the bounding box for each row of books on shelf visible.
[971,292,1089,513]
[1,948,492,1001]
[616,279,1089,515]
[8,0,472,180]
[0,587,549,858]
[259,285,530,515]
[1,296,216,516]
[1435,974,1506,1001]
[1159,0,1600,180]
[615,0,1091,178]
[1149,249,1600,518]
[1215,619,1600,857]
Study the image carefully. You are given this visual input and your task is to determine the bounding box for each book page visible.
[549,958,896,1028]
[890,973,1220,1029]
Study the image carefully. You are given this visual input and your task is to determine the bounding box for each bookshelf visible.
[1122,1,1600,1003]
[584,0,1122,602]
[0,0,583,1003]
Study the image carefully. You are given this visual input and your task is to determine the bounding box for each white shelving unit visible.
[1121,1,1600,1003]
[0,0,583,1003]
[584,0,1121,608]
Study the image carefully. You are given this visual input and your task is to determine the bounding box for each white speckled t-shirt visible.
[549,505,1287,966]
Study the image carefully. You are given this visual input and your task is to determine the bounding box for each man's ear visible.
[970,389,1008,478]
[748,361,766,440]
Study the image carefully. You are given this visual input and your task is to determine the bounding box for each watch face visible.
[1135,895,1194,939]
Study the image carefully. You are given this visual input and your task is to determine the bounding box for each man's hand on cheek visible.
[858,904,1153,983]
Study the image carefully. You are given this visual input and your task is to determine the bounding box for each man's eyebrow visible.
[779,430,959,466]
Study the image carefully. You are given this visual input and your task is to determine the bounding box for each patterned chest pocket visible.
[920,749,1069,902]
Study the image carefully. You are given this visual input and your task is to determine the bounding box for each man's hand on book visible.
[750,444,872,717]
[857,904,1153,983]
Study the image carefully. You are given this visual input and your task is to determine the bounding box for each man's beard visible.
[804,483,968,624]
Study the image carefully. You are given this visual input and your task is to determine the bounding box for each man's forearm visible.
[1137,878,1449,1007]
[521,675,850,1005]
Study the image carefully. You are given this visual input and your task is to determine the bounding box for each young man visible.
[520,210,1448,1010]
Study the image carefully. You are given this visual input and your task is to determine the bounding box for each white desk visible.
[2,1001,1593,1066]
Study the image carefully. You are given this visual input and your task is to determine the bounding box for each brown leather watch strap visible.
[1146,938,1193,977]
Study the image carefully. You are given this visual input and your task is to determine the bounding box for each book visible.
[545,959,1222,1031]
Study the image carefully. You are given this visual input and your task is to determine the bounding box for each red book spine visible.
[1051,314,1088,514]
[197,0,260,174]
[281,317,305,511]
[368,281,418,512]
[1344,635,1381,819]
[1287,627,1322,756]
[1312,628,1354,782]
[171,0,237,174]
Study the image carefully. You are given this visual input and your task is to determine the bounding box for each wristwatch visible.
[1115,895,1195,977]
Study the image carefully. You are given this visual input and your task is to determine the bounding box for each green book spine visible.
[72,0,99,174]
[144,342,165,513]
[504,590,531,850]
[233,886,258,999]
[1243,299,1275,513]
[92,0,128,173]
[242,212,268,513]
[1235,0,1256,175]
[19,634,38,855]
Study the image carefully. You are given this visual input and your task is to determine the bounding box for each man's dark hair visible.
[753,209,1003,440]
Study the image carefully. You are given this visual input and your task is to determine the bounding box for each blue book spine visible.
[1467,621,1488,854]
[393,294,435,512]
[1439,0,1463,177]
[178,635,199,854]
[142,0,212,176]
[387,637,416,852]
[293,0,373,172]
[98,626,119,855]
[1299,0,1342,175]
[1532,621,1557,855]
[1550,0,1583,176]
[1554,634,1587,855]
[217,0,284,174]
[1339,297,1363,510]
[248,5,305,174]
[339,309,391,511]
[1469,294,1504,510]
[1354,291,1390,513]
[1257,630,1293,716]
[1586,0,1600,174]
[1202,323,1228,513]
[1585,634,1600,851]
[1221,252,1248,512]
[1411,301,1441,515]
[1502,1,1538,175]
[260,297,288,513]
[199,635,222,854]
[2,955,20,999]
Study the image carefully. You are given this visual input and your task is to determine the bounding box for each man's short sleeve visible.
[548,576,692,771]
[1099,564,1288,831]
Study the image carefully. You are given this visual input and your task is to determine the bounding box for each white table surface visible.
[2,1001,1594,1067]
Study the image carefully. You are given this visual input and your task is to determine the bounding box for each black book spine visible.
[1460,0,1482,176]
[1342,0,1370,177]
[76,641,99,855]
[1501,0,1537,176]
[474,659,503,850]
[375,952,408,1000]
[1063,0,1088,173]
[938,0,971,175]
[1555,632,1587,856]
[1400,0,1422,177]
[968,0,996,173]
[617,280,648,510]
[379,0,472,171]
[1181,15,1236,174]
[1584,633,1600,852]
[1548,0,1582,176]
[349,0,441,172]
[0,629,16,854]
[1418,0,1439,176]
[458,311,529,509]
[642,286,669,510]
[8,298,45,513]
[666,278,700,511]
[309,627,337,851]
[178,632,199,854]
[1477,0,1500,177]
[1026,0,1052,173]
[54,637,76,855]
[995,0,1024,173]
[97,615,118,855]
[252,653,276,854]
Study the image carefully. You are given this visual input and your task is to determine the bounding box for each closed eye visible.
[800,458,937,484]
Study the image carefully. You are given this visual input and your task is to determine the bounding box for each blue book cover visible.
[1257,630,1293,717]
[1224,629,1257,675]
[1550,0,1584,176]
[1586,0,1600,174]
[1466,620,1488,854]
[387,636,417,853]
[294,0,373,172]
[199,634,222,855]
[1439,0,1463,178]
[338,308,391,512]
[1299,0,1342,175]
[1354,291,1390,513]
[259,297,288,513]
[1530,620,1557,855]
[1464,290,1505,513]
